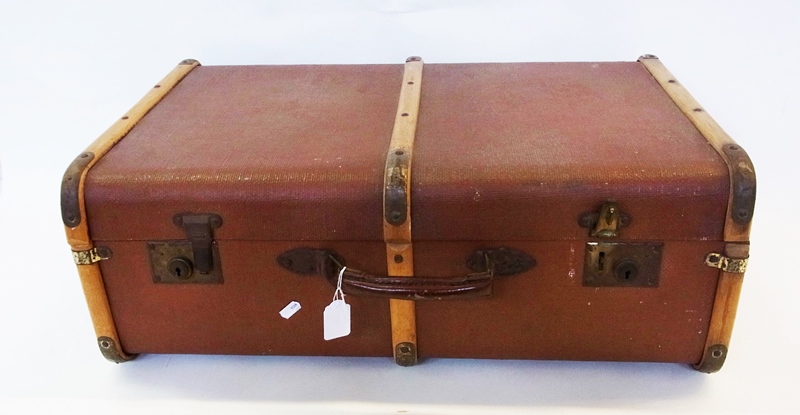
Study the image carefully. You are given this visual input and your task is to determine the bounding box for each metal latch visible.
[173,213,222,274]
[705,253,748,273]
[73,247,112,265]
[583,242,662,287]
[578,202,631,238]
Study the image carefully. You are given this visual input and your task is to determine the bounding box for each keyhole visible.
[598,252,605,271]
[167,257,193,280]
[613,258,639,282]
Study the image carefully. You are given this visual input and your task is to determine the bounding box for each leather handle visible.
[330,265,494,300]
[277,247,535,300]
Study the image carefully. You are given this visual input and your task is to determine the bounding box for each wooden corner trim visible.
[78,264,136,362]
[63,59,201,361]
[638,56,754,372]
[638,56,755,242]
[693,270,744,373]
[64,59,200,248]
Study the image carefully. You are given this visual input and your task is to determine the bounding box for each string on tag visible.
[333,266,346,302]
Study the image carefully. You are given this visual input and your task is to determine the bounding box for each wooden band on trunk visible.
[62,59,201,362]
[384,57,424,366]
[639,55,754,372]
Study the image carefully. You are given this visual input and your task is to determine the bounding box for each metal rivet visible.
[711,349,723,358]
[401,113,409,117]
[395,150,404,156]
[100,340,111,349]
[693,108,703,112]
[210,217,223,228]
[394,255,403,263]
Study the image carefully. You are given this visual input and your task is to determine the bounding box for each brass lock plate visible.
[148,241,223,284]
[583,242,662,287]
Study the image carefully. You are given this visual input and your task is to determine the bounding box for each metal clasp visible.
[578,202,631,238]
[705,253,748,273]
[73,247,112,265]
[173,213,222,274]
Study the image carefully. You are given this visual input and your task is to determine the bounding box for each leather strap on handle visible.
[334,269,492,300]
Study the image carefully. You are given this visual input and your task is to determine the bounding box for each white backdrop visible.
[1,1,798,414]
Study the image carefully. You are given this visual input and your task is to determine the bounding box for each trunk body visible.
[66,58,752,368]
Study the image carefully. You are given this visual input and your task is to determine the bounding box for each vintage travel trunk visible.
[62,55,755,372]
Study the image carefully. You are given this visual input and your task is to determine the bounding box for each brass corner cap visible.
[406,56,423,63]
[638,54,659,60]
[180,58,201,66]
[394,342,418,366]
[98,337,137,363]
[693,344,728,373]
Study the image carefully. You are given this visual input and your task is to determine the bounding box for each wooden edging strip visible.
[639,55,754,372]
[383,56,424,366]
[62,59,201,362]
[638,55,754,242]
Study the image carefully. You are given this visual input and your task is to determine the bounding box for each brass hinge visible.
[73,247,112,265]
[705,253,748,273]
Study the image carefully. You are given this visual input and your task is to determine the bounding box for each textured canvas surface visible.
[85,62,728,242]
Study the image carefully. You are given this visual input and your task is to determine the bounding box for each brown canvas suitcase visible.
[61,55,755,373]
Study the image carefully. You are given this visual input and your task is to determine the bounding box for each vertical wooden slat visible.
[384,57,424,366]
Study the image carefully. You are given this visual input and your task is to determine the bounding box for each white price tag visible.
[323,299,351,340]
[279,301,301,319]
[323,266,351,341]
